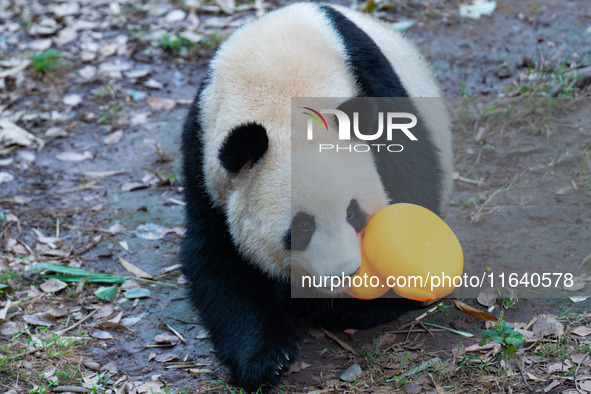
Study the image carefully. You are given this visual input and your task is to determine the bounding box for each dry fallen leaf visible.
[88,327,113,339]
[216,0,235,14]
[23,312,58,327]
[147,97,176,111]
[138,381,164,394]
[532,314,564,338]
[93,304,115,320]
[95,321,132,332]
[56,151,93,162]
[40,278,68,293]
[119,257,153,279]
[377,332,399,348]
[154,333,180,345]
[46,307,68,318]
[320,327,359,355]
[454,300,498,322]
[121,314,144,326]
[154,353,179,363]
[0,119,44,148]
[547,361,567,374]
[571,325,591,337]
[135,223,171,240]
[101,361,118,374]
[476,288,497,307]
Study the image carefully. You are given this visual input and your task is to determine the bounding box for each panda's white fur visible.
[181,3,452,390]
[196,3,452,279]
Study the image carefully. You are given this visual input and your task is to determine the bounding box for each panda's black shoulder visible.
[319,5,408,98]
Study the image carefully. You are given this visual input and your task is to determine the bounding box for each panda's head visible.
[212,111,389,287]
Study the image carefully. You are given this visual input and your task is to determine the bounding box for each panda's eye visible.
[346,206,355,221]
[299,221,312,232]
[287,212,315,251]
[346,199,367,233]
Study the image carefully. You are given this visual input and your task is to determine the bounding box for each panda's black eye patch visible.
[285,212,315,251]
[346,199,366,233]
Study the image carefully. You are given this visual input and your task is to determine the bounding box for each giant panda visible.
[181,2,452,391]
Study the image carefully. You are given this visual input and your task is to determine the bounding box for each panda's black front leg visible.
[181,224,298,392]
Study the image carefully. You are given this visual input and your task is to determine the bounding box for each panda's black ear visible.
[336,97,378,139]
[218,122,269,173]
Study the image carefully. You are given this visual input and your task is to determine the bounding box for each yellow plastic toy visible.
[347,203,463,302]
[344,246,390,300]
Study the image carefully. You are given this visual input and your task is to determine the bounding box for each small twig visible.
[524,315,540,331]
[134,277,177,288]
[399,303,441,330]
[319,327,359,355]
[453,172,484,186]
[471,173,521,223]
[514,356,534,391]
[418,321,434,336]
[56,309,98,336]
[581,252,591,267]
[164,323,186,344]
[165,363,213,369]
[54,386,91,393]
[55,180,99,195]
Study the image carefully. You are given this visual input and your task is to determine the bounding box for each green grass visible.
[98,105,118,124]
[159,34,196,55]
[502,52,586,98]
[30,49,63,75]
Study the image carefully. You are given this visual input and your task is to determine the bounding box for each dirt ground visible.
[1,0,590,393]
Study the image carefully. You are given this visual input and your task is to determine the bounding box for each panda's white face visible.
[288,144,389,285]
[215,119,389,285]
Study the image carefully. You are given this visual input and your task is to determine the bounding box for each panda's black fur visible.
[181,3,447,391]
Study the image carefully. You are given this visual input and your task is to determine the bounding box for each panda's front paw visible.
[233,335,299,392]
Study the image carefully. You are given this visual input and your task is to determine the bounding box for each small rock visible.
[180,30,203,43]
[17,151,35,163]
[83,360,101,371]
[104,130,124,145]
[63,94,82,107]
[143,78,164,90]
[55,151,93,162]
[0,172,14,184]
[130,112,150,125]
[29,39,52,51]
[339,363,362,382]
[79,65,97,81]
[54,27,78,47]
[80,51,97,62]
[165,10,186,23]
[109,2,121,15]
[125,69,150,80]
[51,2,80,17]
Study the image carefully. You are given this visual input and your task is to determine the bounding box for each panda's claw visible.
[283,351,290,361]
